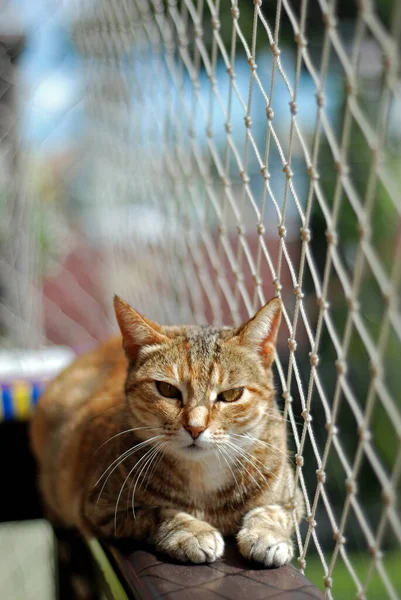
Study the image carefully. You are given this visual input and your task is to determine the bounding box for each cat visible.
[30,295,303,567]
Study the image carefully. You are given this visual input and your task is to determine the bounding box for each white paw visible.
[264,540,293,567]
[158,528,225,564]
[238,529,293,568]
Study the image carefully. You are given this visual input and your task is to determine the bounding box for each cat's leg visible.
[96,507,224,564]
[237,505,295,567]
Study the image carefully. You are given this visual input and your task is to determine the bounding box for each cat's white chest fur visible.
[183,453,233,495]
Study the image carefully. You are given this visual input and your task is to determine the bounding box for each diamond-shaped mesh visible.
[1,0,401,598]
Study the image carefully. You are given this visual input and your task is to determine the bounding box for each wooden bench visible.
[90,538,325,600]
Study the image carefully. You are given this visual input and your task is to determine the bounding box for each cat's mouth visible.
[187,442,202,451]
[171,437,214,459]
[183,439,211,455]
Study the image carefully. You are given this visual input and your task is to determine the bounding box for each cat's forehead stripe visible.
[184,328,222,388]
[186,328,220,362]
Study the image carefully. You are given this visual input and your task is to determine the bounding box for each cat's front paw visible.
[155,515,224,564]
[237,527,293,568]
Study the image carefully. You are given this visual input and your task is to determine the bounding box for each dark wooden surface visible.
[109,539,325,600]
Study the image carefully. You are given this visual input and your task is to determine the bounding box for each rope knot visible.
[270,42,281,57]
[294,33,307,47]
[295,454,304,467]
[345,478,357,494]
[335,359,347,375]
[247,56,257,71]
[326,422,339,436]
[316,296,329,310]
[324,577,333,589]
[306,514,317,528]
[307,165,320,179]
[283,163,293,179]
[300,227,311,242]
[266,106,275,120]
[316,92,325,107]
[273,278,282,292]
[325,229,338,245]
[278,224,287,238]
[244,115,252,128]
[322,12,337,29]
[294,285,304,300]
[333,530,346,545]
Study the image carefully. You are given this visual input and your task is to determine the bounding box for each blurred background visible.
[0,0,400,598]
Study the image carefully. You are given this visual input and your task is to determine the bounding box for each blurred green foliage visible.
[304,550,401,598]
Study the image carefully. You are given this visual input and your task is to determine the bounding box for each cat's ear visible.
[236,297,282,368]
[114,295,169,361]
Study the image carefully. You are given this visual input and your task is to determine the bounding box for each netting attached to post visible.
[1,0,401,597]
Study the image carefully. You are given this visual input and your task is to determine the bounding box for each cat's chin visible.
[185,445,205,455]
[172,442,215,460]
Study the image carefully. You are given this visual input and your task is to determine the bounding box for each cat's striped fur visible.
[30,296,303,567]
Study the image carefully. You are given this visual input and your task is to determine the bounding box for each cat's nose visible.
[184,424,206,439]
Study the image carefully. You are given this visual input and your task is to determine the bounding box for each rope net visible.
[1,0,401,597]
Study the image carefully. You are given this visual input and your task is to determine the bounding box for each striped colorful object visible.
[1,380,48,422]
[0,346,75,422]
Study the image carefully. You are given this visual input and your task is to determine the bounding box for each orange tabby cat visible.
[30,295,303,566]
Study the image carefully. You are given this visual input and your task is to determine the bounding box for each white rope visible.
[124,2,401,597]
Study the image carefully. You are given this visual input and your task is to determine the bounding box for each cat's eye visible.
[155,381,182,400]
[217,387,244,403]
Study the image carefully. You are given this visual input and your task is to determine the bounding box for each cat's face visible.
[114,296,281,461]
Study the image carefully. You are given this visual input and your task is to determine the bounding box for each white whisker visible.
[126,441,164,510]
[230,433,290,461]
[94,427,163,453]
[124,442,164,513]
[94,435,164,509]
[225,441,264,489]
[94,435,163,488]
[143,442,169,493]
[260,409,303,426]
[113,441,165,534]
[131,442,168,518]
[217,446,244,503]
